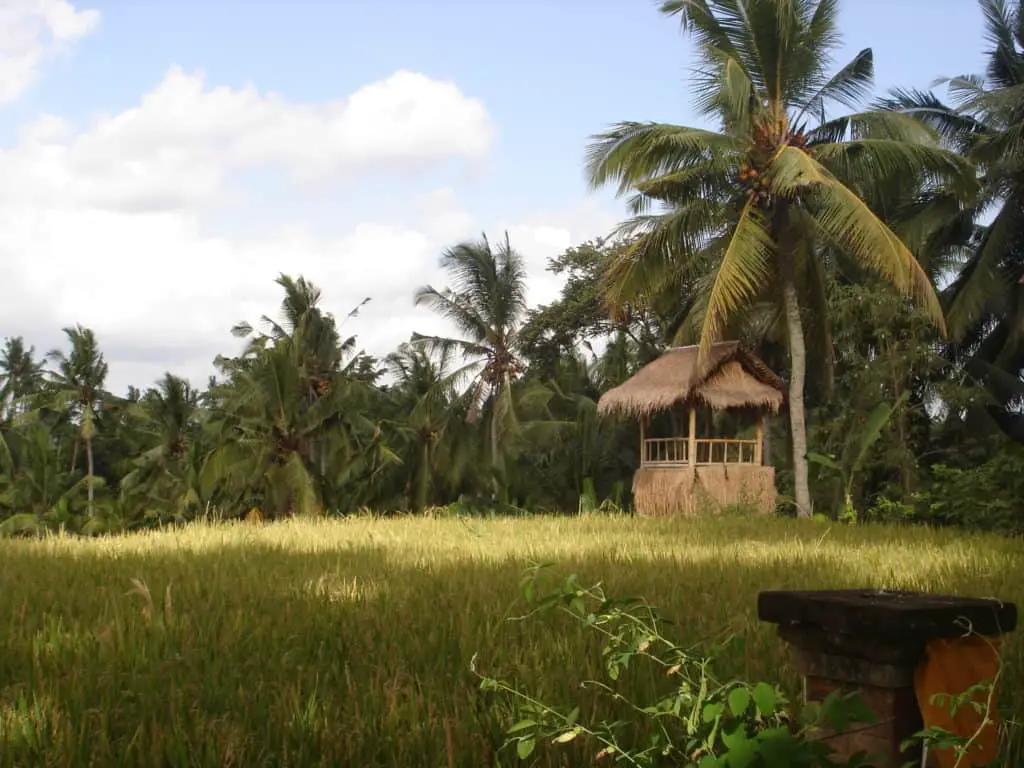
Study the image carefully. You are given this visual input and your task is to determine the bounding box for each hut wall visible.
[632,465,776,517]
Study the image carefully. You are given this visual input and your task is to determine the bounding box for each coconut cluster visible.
[738,163,772,205]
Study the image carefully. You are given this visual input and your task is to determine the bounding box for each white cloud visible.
[0,198,461,391]
[0,0,99,105]
[503,200,620,307]
[416,187,476,244]
[0,41,616,394]
[0,66,496,212]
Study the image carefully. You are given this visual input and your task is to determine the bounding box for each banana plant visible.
[808,391,910,521]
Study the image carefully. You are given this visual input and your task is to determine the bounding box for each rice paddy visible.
[1,515,1021,766]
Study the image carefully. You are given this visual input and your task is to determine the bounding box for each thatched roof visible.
[597,342,784,418]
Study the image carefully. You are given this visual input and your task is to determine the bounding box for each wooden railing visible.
[643,438,760,466]
[695,438,758,465]
[643,437,689,465]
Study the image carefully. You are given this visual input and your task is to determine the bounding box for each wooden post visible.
[687,407,697,473]
[639,417,646,465]
[754,416,764,465]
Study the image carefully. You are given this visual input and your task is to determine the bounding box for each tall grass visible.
[0,516,1020,766]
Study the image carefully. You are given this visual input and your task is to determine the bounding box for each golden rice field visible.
[0,515,1021,767]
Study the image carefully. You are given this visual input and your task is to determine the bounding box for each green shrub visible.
[914,452,1024,535]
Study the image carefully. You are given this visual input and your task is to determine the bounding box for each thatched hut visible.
[598,342,784,516]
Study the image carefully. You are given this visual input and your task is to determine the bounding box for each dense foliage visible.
[2,0,1024,534]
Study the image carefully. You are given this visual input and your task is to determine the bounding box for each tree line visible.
[2,0,1023,534]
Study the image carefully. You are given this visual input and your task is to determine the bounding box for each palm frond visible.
[697,199,775,364]
[659,0,759,88]
[601,198,728,310]
[585,122,739,195]
[945,200,1023,336]
[772,146,945,331]
[875,87,988,151]
[413,286,490,343]
[797,48,874,124]
[810,138,975,197]
[980,0,1024,88]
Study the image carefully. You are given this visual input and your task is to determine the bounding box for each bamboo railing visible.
[642,437,760,466]
[643,437,690,465]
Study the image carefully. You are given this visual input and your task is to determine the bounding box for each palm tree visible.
[47,325,108,518]
[231,273,370,391]
[585,0,970,516]
[413,232,529,497]
[884,0,1024,439]
[207,276,394,518]
[0,420,87,531]
[385,341,479,511]
[0,337,45,422]
[120,374,204,522]
[204,337,393,518]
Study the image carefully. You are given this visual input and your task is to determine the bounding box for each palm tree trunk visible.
[781,278,812,518]
[489,408,501,504]
[85,435,95,518]
[416,441,430,513]
[776,207,812,518]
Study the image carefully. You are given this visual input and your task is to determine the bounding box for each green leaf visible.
[728,686,751,717]
[721,725,757,767]
[845,393,909,482]
[751,682,778,716]
[806,451,842,472]
[569,596,587,616]
[507,719,536,734]
[516,736,536,759]
[565,707,580,727]
[552,729,578,744]
[702,702,726,723]
[757,728,803,767]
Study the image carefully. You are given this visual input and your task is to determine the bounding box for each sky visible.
[0,0,990,394]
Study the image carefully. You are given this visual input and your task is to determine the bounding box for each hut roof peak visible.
[596,342,784,418]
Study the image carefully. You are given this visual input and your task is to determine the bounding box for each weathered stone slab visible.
[758,589,1017,641]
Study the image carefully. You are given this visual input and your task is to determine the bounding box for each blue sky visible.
[0,0,991,392]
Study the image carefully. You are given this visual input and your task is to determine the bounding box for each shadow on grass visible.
[0,536,1020,767]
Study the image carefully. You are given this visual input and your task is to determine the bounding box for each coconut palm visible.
[585,0,971,516]
[0,419,92,535]
[47,325,109,518]
[231,273,370,390]
[120,374,205,521]
[0,337,45,422]
[384,341,480,511]
[883,0,1024,438]
[204,327,395,518]
[413,232,529,496]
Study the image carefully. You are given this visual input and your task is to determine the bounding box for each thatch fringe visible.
[598,342,784,418]
[632,465,776,517]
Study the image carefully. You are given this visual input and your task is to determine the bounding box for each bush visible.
[914,451,1024,535]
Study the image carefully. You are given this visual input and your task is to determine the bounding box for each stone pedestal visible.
[757,589,1017,767]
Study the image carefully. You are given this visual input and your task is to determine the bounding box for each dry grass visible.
[632,465,777,515]
[0,516,1021,766]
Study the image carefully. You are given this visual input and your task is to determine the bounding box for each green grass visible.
[0,515,1021,767]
